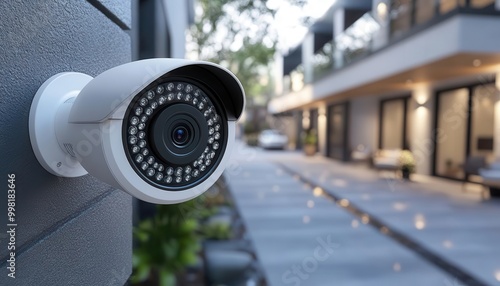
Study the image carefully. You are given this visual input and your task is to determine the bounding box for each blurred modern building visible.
[270,0,500,180]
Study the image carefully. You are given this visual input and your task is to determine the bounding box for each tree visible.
[188,0,305,101]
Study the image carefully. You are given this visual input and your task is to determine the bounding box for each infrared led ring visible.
[123,80,226,191]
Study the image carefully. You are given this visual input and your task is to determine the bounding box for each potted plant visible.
[399,150,415,180]
[201,220,232,240]
[303,129,317,156]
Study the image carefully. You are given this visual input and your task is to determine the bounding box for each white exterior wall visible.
[274,52,284,96]
[302,33,315,84]
[409,86,435,175]
[318,105,328,156]
[164,0,189,58]
[333,9,345,68]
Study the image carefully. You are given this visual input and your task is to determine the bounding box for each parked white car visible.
[258,129,288,150]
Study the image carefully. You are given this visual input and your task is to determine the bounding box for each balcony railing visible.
[287,64,305,93]
[332,12,380,69]
[312,42,334,80]
[311,12,380,81]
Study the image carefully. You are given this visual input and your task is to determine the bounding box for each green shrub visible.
[399,150,416,173]
[245,133,259,146]
[132,203,200,286]
[303,129,317,145]
[201,221,232,240]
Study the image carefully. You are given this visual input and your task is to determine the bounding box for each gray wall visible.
[0,1,132,285]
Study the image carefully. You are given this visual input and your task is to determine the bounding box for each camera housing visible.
[29,59,245,204]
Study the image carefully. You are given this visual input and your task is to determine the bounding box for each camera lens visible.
[150,104,208,166]
[172,125,189,146]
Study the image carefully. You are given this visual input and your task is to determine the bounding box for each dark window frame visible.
[389,0,499,39]
[432,79,495,181]
[296,110,304,149]
[378,95,411,150]
[309,108,319,149]
[326,101,350,161]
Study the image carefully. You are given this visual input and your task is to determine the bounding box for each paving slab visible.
[236,146,500,286]
[224,143,468,286]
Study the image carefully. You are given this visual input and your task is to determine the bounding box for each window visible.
[435,88,468,179]
[415,0,436,25]
[390,0,412,37]
[296,110,304,149]
[470,0,494,8]
[469,84,495,159]
[310,108,319,149]
[440,0,466,14]
[379,97,410,150]
[434,83,495,180]
[327,103,349,161]
[390,0,481,39]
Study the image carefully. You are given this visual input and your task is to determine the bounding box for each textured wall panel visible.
[0,0,132,284]
[0,190,132,286]
[88,0,132,29]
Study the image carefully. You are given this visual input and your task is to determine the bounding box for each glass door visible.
[327,103,349,161]
[435,88,469,179]
[310,108,319,149]
[434,83,496,180]
[469,84,495,162]
[380,98,409,150]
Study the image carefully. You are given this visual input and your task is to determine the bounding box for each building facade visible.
[0,0,192,285]
[270,0,500,179]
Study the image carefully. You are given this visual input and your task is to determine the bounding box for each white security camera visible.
[29,59,245,204]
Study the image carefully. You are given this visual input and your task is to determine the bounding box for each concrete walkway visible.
[224,142,500,286]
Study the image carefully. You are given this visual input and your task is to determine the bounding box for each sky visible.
[270,0,337,52]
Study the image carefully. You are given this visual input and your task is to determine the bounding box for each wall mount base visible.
[29,72,92,177]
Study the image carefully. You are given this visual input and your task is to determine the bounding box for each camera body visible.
[29,59,245,204]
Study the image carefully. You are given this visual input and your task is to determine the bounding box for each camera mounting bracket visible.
[29,72,92,177]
